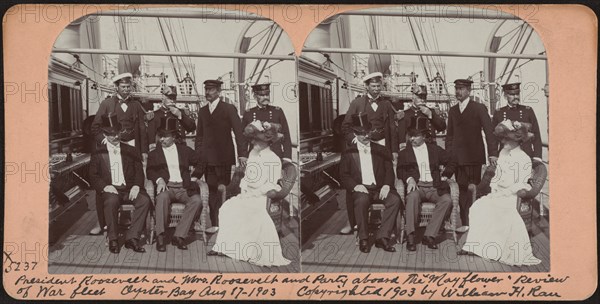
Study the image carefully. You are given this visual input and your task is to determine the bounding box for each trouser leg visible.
[376,191,401,240]
[352,192,371,240]
[126,192,151,240]
[173,189,202,238]
[154,191,171,236]
[102,193,120,241]
[404,189,424,235]
[423,188,452,238]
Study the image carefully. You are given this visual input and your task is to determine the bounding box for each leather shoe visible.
[108,240,120,254]
[375,238,396,252]
[124,238,146,253]
[359,239,371,253]
[89,225,105,235]
[340,225,356,235]
[422,236,438,249]
[171,237,188,250]
[406,233,417,252]
[156,234,166,252]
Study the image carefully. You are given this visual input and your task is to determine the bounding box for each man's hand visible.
[101,138,108,145]
[149,143,156,152]
[379,185,390,200]
[489,156,498,166]
[407,178,418,192]
[142,153,148,163]
[169,106,182,119]
[399,143,407,151]
[441,176,448,182]
[103,185,118,194]
[128,185,140,201]
[156,178,168,193]
[419,106,432,119]
[392,152,398,162]
[238,157,248,168]
[353,184,368,194]
[282,158,293,165]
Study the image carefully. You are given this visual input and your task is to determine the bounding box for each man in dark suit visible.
[399,84,446,146]
[147,117,201,252]
[89,73,149,236]
[193,79,244,234]
[146,85,196,149]
[397,126,456,251]
[89,113,151,254]
[340,72,400,235]
[446,78,498,232]
[339,113,401,253]
[492,82,543,164]
[239,83,292,166]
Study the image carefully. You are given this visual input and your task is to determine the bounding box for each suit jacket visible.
[147,107,196,145]
[396,143,455,189]
[397,106,446,143]
[240,104,292,159]
[91,95,148,154]
[492,104,542,159]
[446,98,498,165]
[341,95,399,153]
[147,144,199,195]
[194,98,243,165]
[339,143,395,192]
[89,143,145,194]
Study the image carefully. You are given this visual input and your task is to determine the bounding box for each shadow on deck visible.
[48,190,300,274]
[301,189,550,273]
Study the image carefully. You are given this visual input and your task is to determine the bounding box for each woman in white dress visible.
[458,119,541,266]
[207,120,291,267]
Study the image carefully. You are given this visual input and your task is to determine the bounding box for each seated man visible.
[89,113,151,254]
[147,117,202,252]
[339,113,402,253]
[396,125,456,251]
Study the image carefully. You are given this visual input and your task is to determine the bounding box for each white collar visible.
[162,144,177,152]
[367,93,380,101]
[106,142,120,151]
[357,141,371,151]
[209,98,220,106]
[459,97,470,105]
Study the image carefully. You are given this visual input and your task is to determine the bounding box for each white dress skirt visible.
[211,147,291,267]
[461,146,542,266]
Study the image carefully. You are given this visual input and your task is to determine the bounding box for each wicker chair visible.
[469,162,547,234]
[102,179,156,245]
[218,161,298,235]
[395,176,460,244]
[144,178,210,244]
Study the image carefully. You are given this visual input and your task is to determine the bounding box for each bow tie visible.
[369,97,379,103]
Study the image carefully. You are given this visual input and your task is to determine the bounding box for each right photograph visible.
[299,5,549,273]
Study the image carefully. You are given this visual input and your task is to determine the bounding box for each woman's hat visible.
[494,119,534,143]
[243,120,284,144]
[101,113,122,134]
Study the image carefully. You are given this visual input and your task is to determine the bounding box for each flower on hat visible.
[500,119,516,131]
[250,120,264,132]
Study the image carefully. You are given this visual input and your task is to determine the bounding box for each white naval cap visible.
[362,72,383,84]
[112,72,133,84]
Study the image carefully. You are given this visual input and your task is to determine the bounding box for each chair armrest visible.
[518,162,547,200]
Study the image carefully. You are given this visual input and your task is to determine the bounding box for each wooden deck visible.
[49,191,300,274]
[301,190,550,273]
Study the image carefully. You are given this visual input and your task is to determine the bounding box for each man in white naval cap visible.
[89,72,149,235]
[339,72,399,235]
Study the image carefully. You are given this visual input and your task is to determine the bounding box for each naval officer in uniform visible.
[492,82,543,164]
[239,83,292,166]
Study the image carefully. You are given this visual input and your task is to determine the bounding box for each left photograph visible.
[48,7,300,273]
